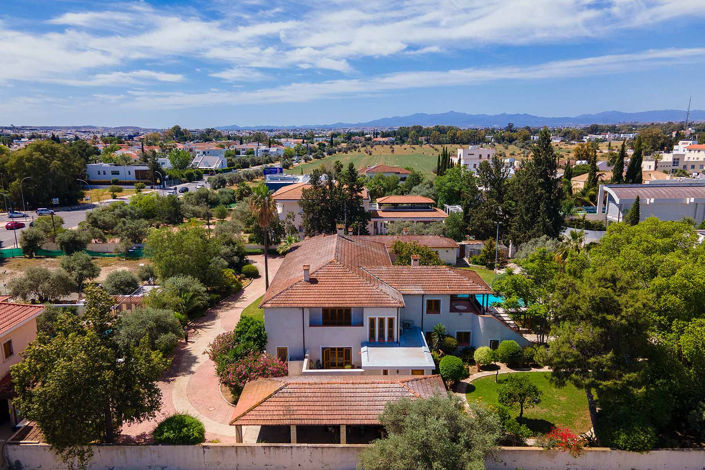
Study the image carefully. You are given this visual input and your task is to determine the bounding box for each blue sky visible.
[1,0,704,128]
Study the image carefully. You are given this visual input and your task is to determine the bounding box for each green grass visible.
[241,295,264,322]
[286,144,451,177]
[461,265,496,286]
[466,372,591,436]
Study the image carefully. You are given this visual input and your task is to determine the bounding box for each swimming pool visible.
[475,294,505,306]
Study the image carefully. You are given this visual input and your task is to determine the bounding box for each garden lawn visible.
[241,295,264,322]
[466,372,591,436]
[461,265,496,285]
[285,144,457,177]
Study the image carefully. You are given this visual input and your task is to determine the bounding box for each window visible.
[322,347,351,369]
[489,340,499,350]
[3,340,13,359]
[411,370,424,376]
[382,370,388,375]
[426,299,440,314]
[456,331,471,347]
[111,170,120,176]
[276,347,288,363]
[369,317,395,342]
[322,308,351,326]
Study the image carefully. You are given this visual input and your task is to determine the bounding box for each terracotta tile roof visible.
[363,266,493,295]
[686,144,705,150]
[360,164,411,175]
[230,375,446,426]
[272,182,369,201]
[354,235,458,249]
[370,208,449,219]
[0,302,44,338]
[377,195,434,204]
[260,235,403,308]
[8,421,44,443]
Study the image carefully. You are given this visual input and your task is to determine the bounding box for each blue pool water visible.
[475,294,505,306]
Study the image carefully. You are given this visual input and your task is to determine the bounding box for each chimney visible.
[336,224,345,236]
[410,255,420,267]
[303,264,310,282]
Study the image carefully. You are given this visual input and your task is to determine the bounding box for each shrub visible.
[493,404,532,445]
[234,316,267,353]
[496,340,523,367]
[460,347,475,365]
[103,269,140,294]
[604,421,657,452]
[474,346,495,368]
[439,355,467,385]
[539,426,587,458]
[153,414,205,445]
[19,227,46,258]
[108,185,123,199]
[137,264,156,283]
[440,336,458,355]
[134,182,146,193]
[56,230,88,254]
[688,401,705,439]
[431,351,441,373]
[533,344,551,367]
[221,352,287,391]
[116,307,183,355]
[241,264,260,279]
[213,205,228,220]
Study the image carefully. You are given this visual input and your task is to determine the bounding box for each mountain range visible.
[217,109,704,130]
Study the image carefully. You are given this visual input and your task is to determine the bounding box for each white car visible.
[36,208,55,216]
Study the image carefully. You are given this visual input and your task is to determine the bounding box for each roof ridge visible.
[261,258,339,307]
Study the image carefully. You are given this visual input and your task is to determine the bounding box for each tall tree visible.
[610,141,626,183]
[508,128,563,244]
[625,196,640,225]
[249,183,277,289]
[624,137,643,184]
[11,286,167,465]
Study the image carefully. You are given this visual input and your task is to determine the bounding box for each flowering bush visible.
[539,426,587,457]
[221,352,287,391]
[207,331,238,362]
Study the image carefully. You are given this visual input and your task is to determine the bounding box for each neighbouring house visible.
[85,163,151,184]
[264,173,310,192]
[272,182,370,234]
[597,181,705,224]
[572,170,671,191]
[353,235,459,265]
[642,140,705,174]
[359,164,411,181]
[458,239,486,258]
[157,158,172,170]
[230,374,445,444]
[0,301,45,430]
[369,195,448,235]
[452,145,496,172]
[261,234,529,377]
[112,285,160,312]
[191,154,227,171]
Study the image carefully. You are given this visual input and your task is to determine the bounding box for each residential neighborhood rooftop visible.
[376,195,434,204]
[230,374,445,426]
[0,303,45,337]
[353,235,459,249]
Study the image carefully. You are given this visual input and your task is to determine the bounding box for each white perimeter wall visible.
[8,444,705,470]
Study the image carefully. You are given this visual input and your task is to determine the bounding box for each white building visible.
[596,182,705,224]
[191,154,227,170]
[452,145,496,172]
[642,141,705,174]
[86,163,150,183]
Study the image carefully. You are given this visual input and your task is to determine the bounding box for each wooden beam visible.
[290,425,297,444]
[235,425,243,443]
[340,424,347,444]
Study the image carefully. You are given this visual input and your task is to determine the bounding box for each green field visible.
[461,265,496,285]
[286,144,456,177]
[466,372,591,435]
[241,295,264,322]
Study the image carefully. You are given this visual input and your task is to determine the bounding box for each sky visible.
[1,0,705,128]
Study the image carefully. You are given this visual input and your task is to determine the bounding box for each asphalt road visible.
[0,180,209,249]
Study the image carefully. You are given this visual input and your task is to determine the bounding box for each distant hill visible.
[217,109,705,130]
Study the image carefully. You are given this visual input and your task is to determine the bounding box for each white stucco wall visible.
[264,308,305,361]
[275,200,304,232]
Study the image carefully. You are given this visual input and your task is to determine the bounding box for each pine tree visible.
[625,137,643,184]
[625,196,640,225]
[611,141,625,183]
[563,161,573,196]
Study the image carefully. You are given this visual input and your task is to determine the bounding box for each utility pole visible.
[19,176,31,213]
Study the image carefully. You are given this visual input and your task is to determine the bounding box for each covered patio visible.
[230,375,446,444]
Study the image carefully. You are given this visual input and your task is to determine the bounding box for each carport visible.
[230,374,445,444]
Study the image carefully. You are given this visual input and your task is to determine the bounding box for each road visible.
[0,180,209,249]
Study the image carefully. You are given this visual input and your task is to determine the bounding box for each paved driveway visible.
[120,254,283,443]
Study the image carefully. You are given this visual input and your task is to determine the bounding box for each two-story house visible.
[262,234,529,376]
[368,195,449,235]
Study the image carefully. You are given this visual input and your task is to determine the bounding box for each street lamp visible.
[19,176,31,213]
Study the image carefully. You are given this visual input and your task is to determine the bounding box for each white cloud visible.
[109,47,705,109]
[210,68,268,82]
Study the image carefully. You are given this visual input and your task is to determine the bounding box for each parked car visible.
[36,208,55,216]
[5,221,25,230]
[178,186,189,193]
[8,211,26,218]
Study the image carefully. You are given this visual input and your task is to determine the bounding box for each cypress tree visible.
[611,141,625,183]
[586,145,599,190]
[625,137,643,184]
[625,195,640,225]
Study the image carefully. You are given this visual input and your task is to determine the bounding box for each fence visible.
[5,443,705,470]
[0,245,145,259]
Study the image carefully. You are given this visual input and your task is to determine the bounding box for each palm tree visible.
[249,183,277,289]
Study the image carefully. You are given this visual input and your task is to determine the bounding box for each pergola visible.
[230,374,445,444]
